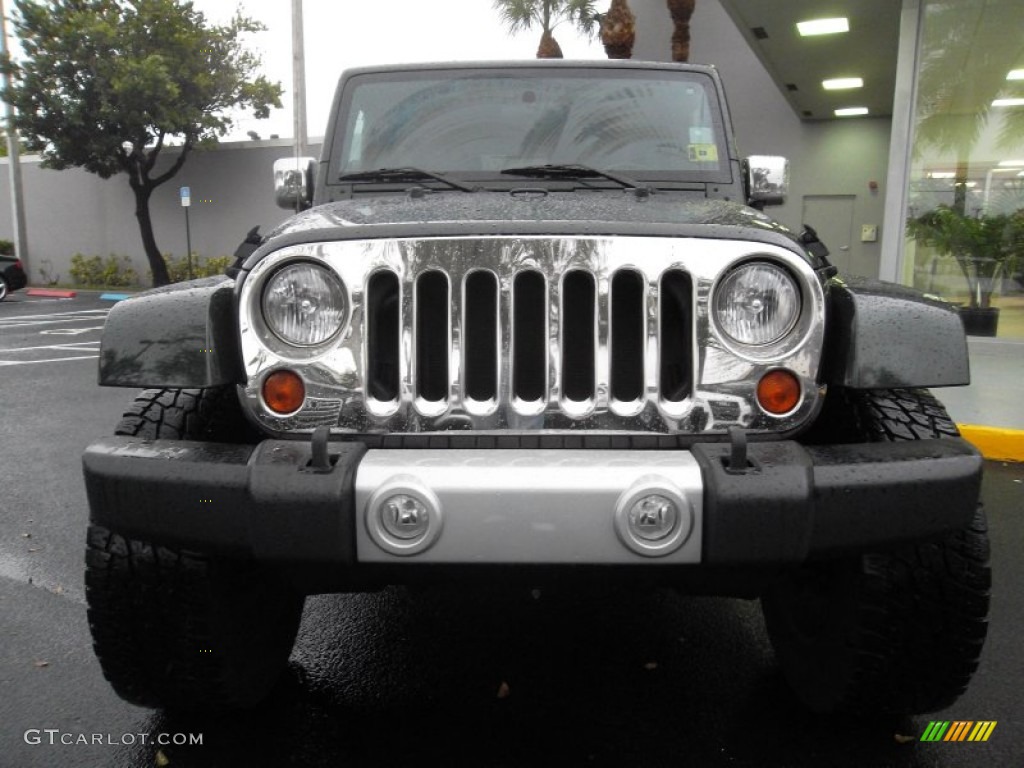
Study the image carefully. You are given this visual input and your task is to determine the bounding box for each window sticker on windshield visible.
[689,126,714,144]
[688,144,719,162]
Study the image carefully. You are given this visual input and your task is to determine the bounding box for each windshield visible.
[332,67,731,184]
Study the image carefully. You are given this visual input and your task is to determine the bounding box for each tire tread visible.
[764,387,990,714]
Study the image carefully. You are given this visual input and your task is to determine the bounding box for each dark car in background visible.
[0,253,27,300]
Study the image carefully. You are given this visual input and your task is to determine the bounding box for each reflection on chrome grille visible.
[365,266,693,416]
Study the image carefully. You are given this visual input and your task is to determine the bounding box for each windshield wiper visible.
[500,163,648,192]
[337,167,477,193]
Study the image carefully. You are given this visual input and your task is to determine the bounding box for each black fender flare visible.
[98,277,244,388]
[822,276,969,389]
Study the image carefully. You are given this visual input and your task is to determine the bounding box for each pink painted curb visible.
[26,288,77,298]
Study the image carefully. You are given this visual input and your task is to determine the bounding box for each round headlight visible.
[262,262,347,346]
[713,262,801,346]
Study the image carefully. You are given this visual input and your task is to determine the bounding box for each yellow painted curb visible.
[957,425,1024,463]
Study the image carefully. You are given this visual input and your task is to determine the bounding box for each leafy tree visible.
[4,0,282,286]
[493,0,597,58]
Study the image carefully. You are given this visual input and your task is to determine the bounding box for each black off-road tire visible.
[86,526,304,710]
[114,386,261,443]
[86,387,303,710]
[763,388,991,714]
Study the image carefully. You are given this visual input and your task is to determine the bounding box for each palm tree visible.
[913,2,1024,213]
[908,207,1023,310]
[493,0,598,59]
[666,0,696,62]
[600,0,636,59]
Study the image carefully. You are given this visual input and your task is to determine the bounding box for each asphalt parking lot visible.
[1,292,1022,768]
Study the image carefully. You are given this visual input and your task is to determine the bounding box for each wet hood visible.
[254,192,818,268]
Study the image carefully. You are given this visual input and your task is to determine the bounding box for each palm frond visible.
[914,2,1024,160]
[493,0,598,37]
[493,0,542,34]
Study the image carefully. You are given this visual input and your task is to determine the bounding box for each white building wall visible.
[0,141,313,285]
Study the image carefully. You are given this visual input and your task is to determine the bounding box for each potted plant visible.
[908,206,1023,336]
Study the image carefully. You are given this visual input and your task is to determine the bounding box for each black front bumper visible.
[82,435,983,587]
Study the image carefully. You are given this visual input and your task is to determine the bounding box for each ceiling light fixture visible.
[823,77,864,90]
[927,172,956,179]
[797,18,849,36]
[997,159,1024,167]
[992,98,1024,107]
[1007,69,1024,80]
[835,107,868,117]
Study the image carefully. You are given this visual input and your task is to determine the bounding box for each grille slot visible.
[415,270,450,402]
[512,271,547,403]
[561,270,596,402]
[463,271,499,401]
[659,270,693,402]
[366,270,400,401]
[610,269,646,402]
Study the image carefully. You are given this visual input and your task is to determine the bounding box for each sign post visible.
[180,186,192,280]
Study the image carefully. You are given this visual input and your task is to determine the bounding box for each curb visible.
[99,293,132,302]
[26,288,77,298]
[958,425,1024,463]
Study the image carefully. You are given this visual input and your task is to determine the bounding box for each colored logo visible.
[921,721,997,742]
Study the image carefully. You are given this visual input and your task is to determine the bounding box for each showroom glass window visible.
[905,0,1024,339]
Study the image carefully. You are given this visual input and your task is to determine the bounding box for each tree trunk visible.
[666,0,696,62]
[122,136,191,288]
[953,157,969,215]
[537,30,563,58]
[133,185,170,287]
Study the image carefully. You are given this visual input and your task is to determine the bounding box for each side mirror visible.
[745,155,788,208]
[274,157,317,211]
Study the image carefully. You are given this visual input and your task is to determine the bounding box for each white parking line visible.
[0,355,98,366]
[5,341,100,352]
[39,326,105,336]
[0,309,109,329]
[0,339,102,366]
[0,309,108,321]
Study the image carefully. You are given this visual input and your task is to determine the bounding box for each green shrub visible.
[70,253,139,287]
[0,239,14,256]
[160,253,232,283]
[202,255,232,275]
[70,253,103,285]
[101,255,139,286]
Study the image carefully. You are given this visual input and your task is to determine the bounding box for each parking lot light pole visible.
[293,0,306,165]
[0,0,30,279]
[180,186,192,280]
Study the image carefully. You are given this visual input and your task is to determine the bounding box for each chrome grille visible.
[238,236,828,436]
[363,265,693,419]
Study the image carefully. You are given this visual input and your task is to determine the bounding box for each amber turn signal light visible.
[757,370,801,415]
[262,370,305,414]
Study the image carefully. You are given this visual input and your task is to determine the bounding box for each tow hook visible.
[307,425,333,473]
[726,426,753,474]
